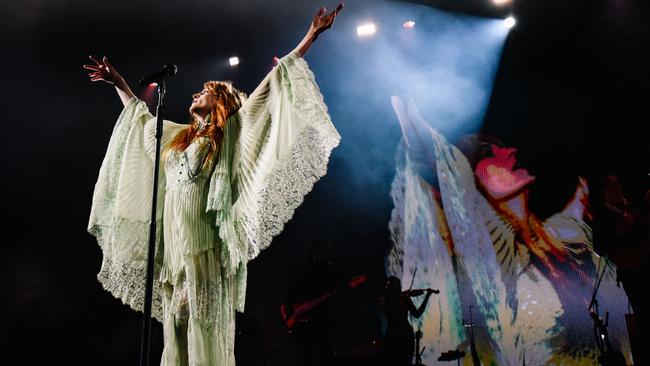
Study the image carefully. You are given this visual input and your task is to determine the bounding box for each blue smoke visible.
[305,1,510,211]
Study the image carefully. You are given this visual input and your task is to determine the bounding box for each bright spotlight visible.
[149,82,157,87]
[403,21,415,29]
[357,23,376,37]
[493,0,513,5]
[229,57,239,66]
[504,16,516,28]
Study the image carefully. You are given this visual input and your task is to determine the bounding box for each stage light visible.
[229,57,239,66]
[504,16,516,28]
[149,82,157,87]
[403,21,415,29]
[357,23,376,37]
[493,0,513,5]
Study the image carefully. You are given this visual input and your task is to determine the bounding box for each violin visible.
[402,288,439,297]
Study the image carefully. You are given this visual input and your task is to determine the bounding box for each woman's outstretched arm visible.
[83,55,135,107]
[293,3,344,57]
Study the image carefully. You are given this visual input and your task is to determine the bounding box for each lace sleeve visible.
[88,98,181,322]
[206,51,340,276]
[388,141,465,356]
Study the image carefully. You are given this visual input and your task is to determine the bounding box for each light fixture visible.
[357,23,376,37]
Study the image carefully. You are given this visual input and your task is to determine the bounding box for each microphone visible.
[138,64,178,86]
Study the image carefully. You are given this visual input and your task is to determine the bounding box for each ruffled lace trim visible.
[238,119,340,261]
[97,257,164,322]
[236,56,341,261]
[90,217,164,323]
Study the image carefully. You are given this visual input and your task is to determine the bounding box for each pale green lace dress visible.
[88,51,340,365]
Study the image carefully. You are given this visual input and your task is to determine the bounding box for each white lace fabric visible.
[207,51,340,274]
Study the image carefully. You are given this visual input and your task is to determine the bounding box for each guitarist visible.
[284,238,343,366]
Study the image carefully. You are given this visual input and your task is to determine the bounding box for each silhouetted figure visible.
[590,174,649,365]
[285,238,343,366]
[380,276,435,366]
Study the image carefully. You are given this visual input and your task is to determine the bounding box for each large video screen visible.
[387,97,633,365]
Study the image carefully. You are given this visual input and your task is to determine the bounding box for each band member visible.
[380,276,434,366]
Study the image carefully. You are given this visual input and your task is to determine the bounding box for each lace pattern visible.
[88,98,167,322]
[91,217,164,322]
[236,54,340,261]
[207,52,340,288]
[237,122,340,260]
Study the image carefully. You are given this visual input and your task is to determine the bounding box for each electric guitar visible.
[280,275,367,332]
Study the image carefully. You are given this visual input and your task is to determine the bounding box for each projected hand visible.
[391,95,438,166]
[83,55,123,85]
[310,3,344,37]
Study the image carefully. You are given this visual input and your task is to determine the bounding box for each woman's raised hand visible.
[84,55,134,106]
[294,3,344,57]
[83,55,123,85]
[310,3,344,37]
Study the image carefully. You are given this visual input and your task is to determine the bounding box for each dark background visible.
[2,0,648,364]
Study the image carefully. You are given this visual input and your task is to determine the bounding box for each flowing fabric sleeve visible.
[88,97,185,321]
[207,51,340,278]
[393,97,516,362]
[388,141,466,362]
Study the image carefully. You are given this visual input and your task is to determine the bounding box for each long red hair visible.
[169,80,246,164]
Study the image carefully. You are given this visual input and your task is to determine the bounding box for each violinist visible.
[380,276,437,366]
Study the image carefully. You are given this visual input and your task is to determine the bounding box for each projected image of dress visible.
[386,96,633,365]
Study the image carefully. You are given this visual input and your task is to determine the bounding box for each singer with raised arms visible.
[84,4,343,366]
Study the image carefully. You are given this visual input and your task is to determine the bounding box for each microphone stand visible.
[413,327,426,366]
[588,255,626,366]
[466,305,481,366]
[139,81,166,366]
